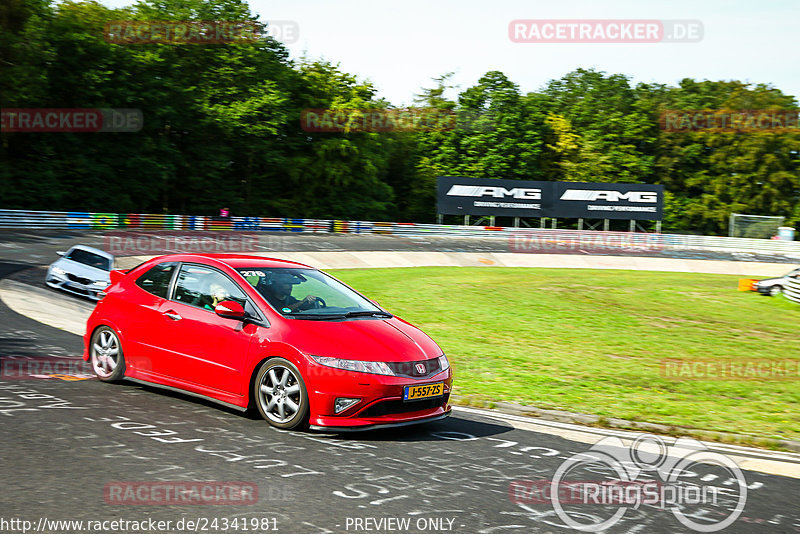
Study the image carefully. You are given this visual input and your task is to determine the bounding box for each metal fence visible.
[784,277,800,305]
[1,208,799,258]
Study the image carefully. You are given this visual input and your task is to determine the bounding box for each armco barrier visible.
[1,209,800,260]
[784,277,800,304]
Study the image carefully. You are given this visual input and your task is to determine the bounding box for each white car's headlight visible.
[92,280,110,288]
[438,354,450,372]
[310,355,395,376]
[51,267,66,276]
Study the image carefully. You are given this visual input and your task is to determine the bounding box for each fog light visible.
[334,398,360,414]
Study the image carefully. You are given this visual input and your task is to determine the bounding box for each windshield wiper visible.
[284,310,392,321]
[285,313,344,320]
[343,310,393,318]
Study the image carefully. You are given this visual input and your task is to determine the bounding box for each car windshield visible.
[66,249,111,271]
[237,267,386,319]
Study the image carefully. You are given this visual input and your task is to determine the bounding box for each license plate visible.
[403,382,444,401]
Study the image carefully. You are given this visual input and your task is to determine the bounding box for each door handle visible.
[163,311,182,321]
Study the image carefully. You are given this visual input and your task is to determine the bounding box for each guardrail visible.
[1,208,799,258]
[784,277,800,304]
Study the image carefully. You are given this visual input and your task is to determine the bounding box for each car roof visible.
[150,253,313,270]
[68,245,114,260]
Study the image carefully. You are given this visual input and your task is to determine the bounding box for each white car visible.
[754,267,800,296]
[45,245,114,300]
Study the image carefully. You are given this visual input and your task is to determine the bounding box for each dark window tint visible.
[66,249,111,271]
[135,263,176,299]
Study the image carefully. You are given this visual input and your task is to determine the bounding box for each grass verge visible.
[330,267,800,442]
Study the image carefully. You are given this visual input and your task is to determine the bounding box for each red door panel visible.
[153,300,253,395]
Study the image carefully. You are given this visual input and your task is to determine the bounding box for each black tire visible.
[90,326,126,382]
[253,358,309,430]
[768,285,782,296]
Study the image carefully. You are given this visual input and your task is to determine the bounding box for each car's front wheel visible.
[768,285,782,296]
[254,358,309,430]
[90,326,125,382]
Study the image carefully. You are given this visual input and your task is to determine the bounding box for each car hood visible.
[52,258,110,281]
[281,316,442,362]
[757,277,785,286]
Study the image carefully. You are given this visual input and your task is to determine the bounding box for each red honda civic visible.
[83,254,452,431]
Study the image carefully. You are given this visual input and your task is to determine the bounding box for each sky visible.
[97,0,800,106]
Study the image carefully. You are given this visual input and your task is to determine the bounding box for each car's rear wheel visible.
[768,285,782,296]
[254,358,309,430]
[90,326,125,382]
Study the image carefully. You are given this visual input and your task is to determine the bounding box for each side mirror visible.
[109,269,129,285]
[56,251,65,256]
[215,300,245,320]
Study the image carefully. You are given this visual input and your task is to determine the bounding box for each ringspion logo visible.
[510,434,747,532]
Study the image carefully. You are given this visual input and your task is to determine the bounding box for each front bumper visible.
[305,363,454,430]
[755,284,781,295]
[310,412,450,432]
[46,275,106,301]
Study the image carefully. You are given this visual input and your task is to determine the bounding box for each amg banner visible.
[436,176,550,217]
[437,177,663,220]
[552,181,664,220]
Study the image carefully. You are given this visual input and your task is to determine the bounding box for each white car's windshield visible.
[67,249,111,271]
[237,268,387,319]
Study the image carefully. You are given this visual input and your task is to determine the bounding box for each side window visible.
[174,265,247,311]
[135,262,176,299]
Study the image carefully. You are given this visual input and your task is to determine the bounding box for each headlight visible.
[51,267,66,276]
[310,355,395,376]
[438,354,450,372]
[92,280,110,288]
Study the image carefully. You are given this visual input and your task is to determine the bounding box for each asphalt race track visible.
[1,258,800,533]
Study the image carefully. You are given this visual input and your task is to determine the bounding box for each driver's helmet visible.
[208,281,229,302]
[263,271,304,289]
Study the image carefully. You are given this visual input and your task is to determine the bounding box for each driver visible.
[202,282,230,311]
[264,272,318,312]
